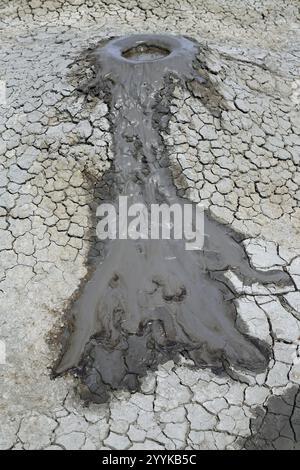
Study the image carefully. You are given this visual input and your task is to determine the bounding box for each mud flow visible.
[55,34,291,403]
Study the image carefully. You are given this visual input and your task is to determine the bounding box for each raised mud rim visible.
[97,34,198,65]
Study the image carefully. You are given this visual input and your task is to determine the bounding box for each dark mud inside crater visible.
[122,44,170,61]
[54,34,292,404]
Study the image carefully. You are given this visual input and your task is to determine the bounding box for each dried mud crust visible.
[0,0,299,451]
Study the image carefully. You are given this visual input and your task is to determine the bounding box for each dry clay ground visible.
[0,0,300,450]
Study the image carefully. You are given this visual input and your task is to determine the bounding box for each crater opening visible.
[122,43,170,62]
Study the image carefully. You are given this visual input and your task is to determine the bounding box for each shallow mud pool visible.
[0,0,300,451]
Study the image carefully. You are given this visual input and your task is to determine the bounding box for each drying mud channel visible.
[0,0,300,451]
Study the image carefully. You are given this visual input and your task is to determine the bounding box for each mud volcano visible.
[55,34,291,403]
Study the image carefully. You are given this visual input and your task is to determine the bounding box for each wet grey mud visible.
[55,35,292,403]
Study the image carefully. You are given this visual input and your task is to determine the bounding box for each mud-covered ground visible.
[0,0,300,450]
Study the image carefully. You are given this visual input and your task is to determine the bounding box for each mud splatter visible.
[55,35,291,403]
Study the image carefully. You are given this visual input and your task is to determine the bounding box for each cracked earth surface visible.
[0,0,300,451]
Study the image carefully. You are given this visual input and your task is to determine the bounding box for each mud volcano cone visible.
[55,35,291,403]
